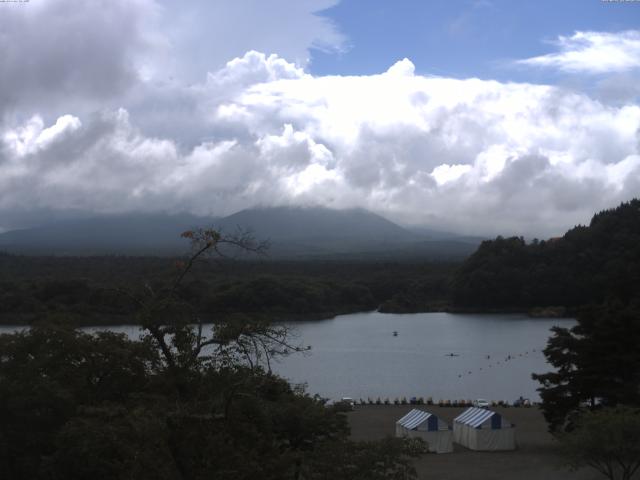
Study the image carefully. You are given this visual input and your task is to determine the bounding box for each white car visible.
[473,398,490,409]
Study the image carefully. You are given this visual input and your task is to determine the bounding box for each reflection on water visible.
[0,311,574,402]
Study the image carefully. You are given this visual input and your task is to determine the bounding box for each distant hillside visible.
[0,206,481,259]
[451,199,640,310]
[215,206,408,256]
[217,206,415,242]
[213,206,481,259]
[0,213,213,255]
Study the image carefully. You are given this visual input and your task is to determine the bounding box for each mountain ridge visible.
[0,207,481,259]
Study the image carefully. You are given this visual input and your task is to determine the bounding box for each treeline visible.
[0,254,456,324]
[451,199,640,311]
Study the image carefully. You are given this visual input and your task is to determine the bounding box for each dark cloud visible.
[0,0,156,118]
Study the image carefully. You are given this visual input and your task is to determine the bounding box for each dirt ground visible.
[347,405,601,480]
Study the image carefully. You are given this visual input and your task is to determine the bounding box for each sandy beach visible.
[348,405,599,480]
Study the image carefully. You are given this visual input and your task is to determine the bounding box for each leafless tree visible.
[122,228,308,378]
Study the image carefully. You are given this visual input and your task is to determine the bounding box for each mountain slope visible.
[0,213,213,255]
[217,206,415,241]
[213,206,418,255]
[0,206,480,259]
[214,207,483,258]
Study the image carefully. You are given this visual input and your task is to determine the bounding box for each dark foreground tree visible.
[0,228,421,480]
[559,407,640,480]
[303,436,426,480]
[533,301,640,431]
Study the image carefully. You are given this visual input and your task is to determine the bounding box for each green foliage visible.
[0,323,158,480]
[52,406,177,480]
[452,199,640,309]
[202,275,376,317]
[301,436,422,480]
[533,302,640,431]
[0,255,456,324]
[0,229,423,479]
[559,407,640,480]
[0,317,374,479]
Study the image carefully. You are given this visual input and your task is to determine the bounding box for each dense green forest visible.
[452,199,640,311]
[0,253,455,325]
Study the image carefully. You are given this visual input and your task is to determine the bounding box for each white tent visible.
[453,407,516,451]
[395,409,453,454]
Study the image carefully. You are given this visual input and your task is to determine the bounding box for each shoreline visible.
[348,405,592,480]
[0,305,575,327]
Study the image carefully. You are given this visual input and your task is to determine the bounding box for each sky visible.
[1,0,639,237]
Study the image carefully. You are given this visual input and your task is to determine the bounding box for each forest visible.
[0,253,455,325]
[451,199,640,312]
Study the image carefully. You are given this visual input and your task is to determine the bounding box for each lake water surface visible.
[1,311,574,403]
[273,311,573,403]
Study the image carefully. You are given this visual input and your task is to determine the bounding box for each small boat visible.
[445,353,460,357]
[392,331,398,336]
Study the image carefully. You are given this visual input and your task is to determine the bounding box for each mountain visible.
[0,207,481,259]
[212,206,482,258]
[214,206,413,256]
[0,213,214,255]
[405,225,486,244]
[217,206,414,242]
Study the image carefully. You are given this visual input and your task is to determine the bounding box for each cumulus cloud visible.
[2,50,640,237]
[517,30,640,74]
[0,0,344,124]
[153,0,345,83]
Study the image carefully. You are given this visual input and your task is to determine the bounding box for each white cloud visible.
[2,51,640,237]
[517,30,640,74]
[152,0,345,83]
[0,0,344,124]
[209,51,308,88]
[4,3,640,238]
[431,164,473,185]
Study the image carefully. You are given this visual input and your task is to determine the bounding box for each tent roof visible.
[454,407,497,428]
[397,409,434,430]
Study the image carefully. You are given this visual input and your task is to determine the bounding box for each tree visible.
[0,227,421,479]
[559,407,640,480]
[533,302,640,431]
[0,323,158,480]
[301,436,423,480]
[452,199,640,311]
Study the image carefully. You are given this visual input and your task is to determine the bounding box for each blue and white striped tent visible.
[453,407,515,451]
[395,409,453,453]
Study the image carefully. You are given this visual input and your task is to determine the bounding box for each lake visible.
[0,311,574,403]
[273,311,573,403]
